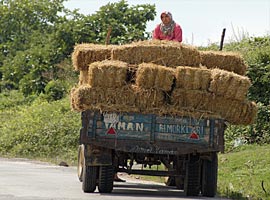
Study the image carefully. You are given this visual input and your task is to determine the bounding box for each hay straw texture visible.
[211,96,257,125]
[72,43,115,71]
[209,69,251,101]
[170,89,257,125]
[136,63,175,91]
[111,40,201,67]
[71,85,136,112]
[79,70,89,85]
[132,85,165,110]
[175,66,211,90]
[200,50,247,75]
[171,89,213,112]
[71,85,165,113]
[88,60,128,88]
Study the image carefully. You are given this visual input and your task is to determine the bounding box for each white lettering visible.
[117,122,126,130]
[159,124,165,132]
[167,125,173,132]
[103,113,120,124]
[127,123,134,131]
[135,123,144,132]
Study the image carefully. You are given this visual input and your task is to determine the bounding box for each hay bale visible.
[88,60,128,88]
[170,89,257,125]
[70,85,165,113]
[160,106,222,119]
[200,50,247,75]
[79,70,88,85]
[111,40,201,67]
[209,69,251,101]
[207,95,257,125]
[175,66,211,90]
[70,85,137,112]
[132,85,165,111]
[136,63,175,91]
[72,43,115,71]
[171,89,213,112]
[239,101,258,125]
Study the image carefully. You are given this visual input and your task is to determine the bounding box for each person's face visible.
[161,14,171,25]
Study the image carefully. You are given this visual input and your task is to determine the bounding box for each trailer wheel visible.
[98,165,114,193]
[184,154,201,196]
[77,145,84,182]
[201,152,218,197]
[82,163,98,193]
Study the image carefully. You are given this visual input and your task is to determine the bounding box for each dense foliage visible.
[0,0,155,95]
[0,92,81,163]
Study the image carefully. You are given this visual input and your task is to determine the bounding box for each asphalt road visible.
[0,158,229,200]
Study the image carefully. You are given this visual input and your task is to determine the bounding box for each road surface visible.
[0,158,229,200]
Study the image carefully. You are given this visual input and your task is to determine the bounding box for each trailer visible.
[77,110,225,197]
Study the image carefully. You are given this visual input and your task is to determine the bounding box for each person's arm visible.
[152,25,161,39]
[173,24,182,42]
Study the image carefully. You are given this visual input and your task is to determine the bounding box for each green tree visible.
[0,0,156,95]
[77,0,156,44]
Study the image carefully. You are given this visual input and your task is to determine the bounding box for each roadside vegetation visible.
[0,0,269,199]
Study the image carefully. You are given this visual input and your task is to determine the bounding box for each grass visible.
[218,144,270,199]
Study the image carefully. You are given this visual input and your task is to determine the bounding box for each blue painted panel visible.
[96,129,150,140]
[87,111,220,145]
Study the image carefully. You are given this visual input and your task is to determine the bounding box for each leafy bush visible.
[44,80,67,101]
[0,90,35,110]
[0,97,81,163]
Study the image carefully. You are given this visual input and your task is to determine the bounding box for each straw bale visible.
[209,69,251,101]
[136,63,175,91]
[70,85,137,112]
[160,106,222,119]
[171,89,213,111]
[70,84,165,113]
[200,50,247,75]
[175,66,211,90]
[132,85,165,111]
[111,40,201,67]
[238,101,258,125]
[170,89,257,125]
[88,60,128,88]
[207,95,257,125]
[72,43,115,71]
[79,70,88,85]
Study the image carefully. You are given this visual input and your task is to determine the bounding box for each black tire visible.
[77,145,84,182]
[201,152,218,197]
[82,164,98,193]
[165,176,176,186]
[184,154,201,196]
[98,166,114,193]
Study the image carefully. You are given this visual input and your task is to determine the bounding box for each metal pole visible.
[219,28,226,51]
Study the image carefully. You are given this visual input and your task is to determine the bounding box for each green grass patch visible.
[0,95,81,165]
[218,144,270,199]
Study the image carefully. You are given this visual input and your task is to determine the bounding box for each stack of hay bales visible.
[70,40,257,125]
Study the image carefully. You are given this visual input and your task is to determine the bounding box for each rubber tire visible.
[98,166,114,193]
[165,176,176,186]
[77,145,84,182]
[184,154,201,196]
[201,152,218,197]
[82,164,98,193]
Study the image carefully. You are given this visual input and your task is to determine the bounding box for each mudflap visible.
[84,144,112,166]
